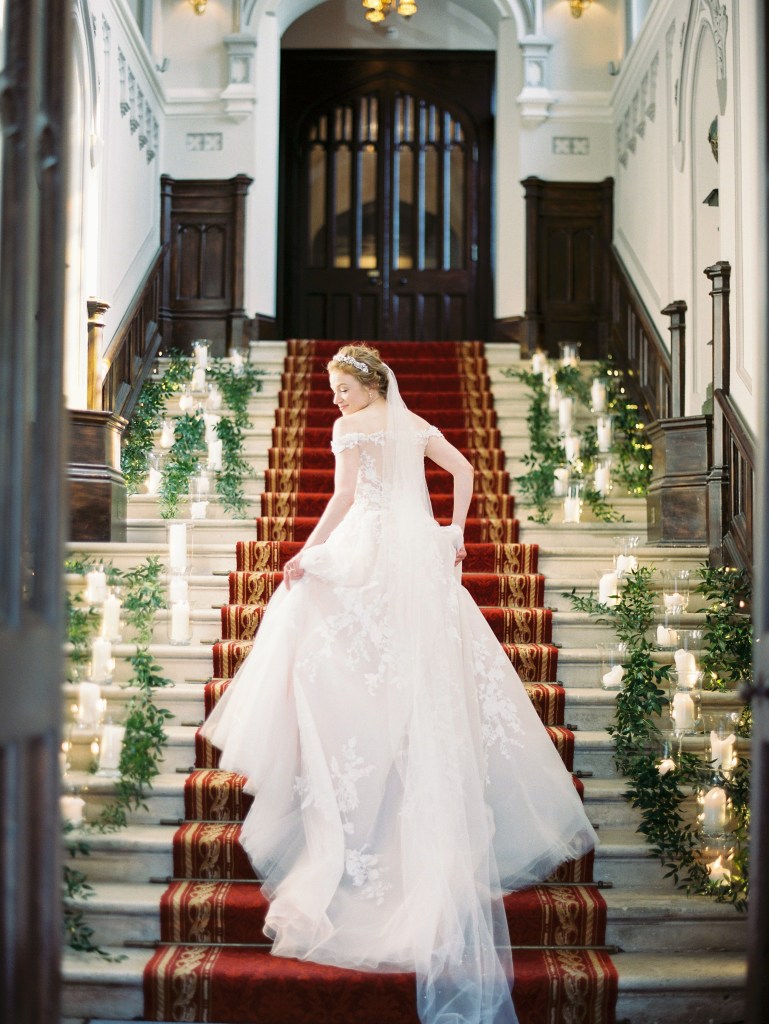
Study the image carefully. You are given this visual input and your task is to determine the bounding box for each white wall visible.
[611,0,758,433]
[66,0,163,407]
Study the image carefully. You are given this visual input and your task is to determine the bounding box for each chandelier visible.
[569,0,592,16]
[362,0,418,25]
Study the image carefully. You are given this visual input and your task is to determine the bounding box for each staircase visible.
[62,341,747,1024]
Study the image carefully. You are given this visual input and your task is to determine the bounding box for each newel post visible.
[646,299,711,546]
[704,261,731,565]
[87,297,110,410]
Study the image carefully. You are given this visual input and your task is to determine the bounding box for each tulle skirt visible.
[202,503,597,1023]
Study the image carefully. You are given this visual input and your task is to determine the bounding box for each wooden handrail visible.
[100,246,165,420]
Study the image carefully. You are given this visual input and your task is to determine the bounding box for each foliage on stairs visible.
[141,339,619,1024]
[506,359,652,524]
[121,350,263,517]
[64,556,173,956]
[566,564,751,910]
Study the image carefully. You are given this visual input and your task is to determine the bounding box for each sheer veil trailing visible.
[376,365,519,1023]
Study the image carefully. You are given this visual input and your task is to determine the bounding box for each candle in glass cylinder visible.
[558,397,574,433]
[548,383,559,413]
[615,553,638,576]
[194,341,209,368]
[563,434,581,463]
[553,466,569,497]
[90,637,112,682]
[160,419,175,448]
[710,731,737,771]
[84,567,108,605]
[101,592,122,642]
[563,495,581,524]
[672,691,695,730]
[60,795,86,827]
[674,648,697,684]
[590,379,607,413]
[207,384,223,410]
[78,681,102,727]
[657,757,676,775]
[170,600,191,644]
[190,501,208,521]
[204,414,221,444]
[208,438,223,472]
[596,415,613,452]
[178,386,194,412]
[594,462,611,495]
[169,575,189,604]
[598,572,618,605]
[98,723,126,773]
[147,465,162,494]
[191,364,207,393]
[702,786,728,832]
[230,348,244,372]
[168,523,188,574]
[602,664,624,689]
[531,350,547,375]
[706,855,730,883]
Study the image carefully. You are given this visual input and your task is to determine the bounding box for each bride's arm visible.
[283,438,359,587]
[424,434,473,564]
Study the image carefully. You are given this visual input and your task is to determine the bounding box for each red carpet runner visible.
[144,340,618,1023]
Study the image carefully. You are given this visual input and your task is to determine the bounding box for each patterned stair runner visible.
[143,340,618,1023]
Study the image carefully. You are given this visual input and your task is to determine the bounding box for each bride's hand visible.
[441,524,466,565]
[453,543,467,567]
[283,557,304,590]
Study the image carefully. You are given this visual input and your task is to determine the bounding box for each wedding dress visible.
[201,366,598,1024]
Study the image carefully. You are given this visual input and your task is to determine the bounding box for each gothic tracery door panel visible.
[280,52,494,341]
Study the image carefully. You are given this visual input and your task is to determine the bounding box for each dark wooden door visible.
[0,2,70,1020]
[280,51,494,341]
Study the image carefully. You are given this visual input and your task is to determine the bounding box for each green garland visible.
[63,556,173,956]
[565,564,751,910]
[503,363,631,524]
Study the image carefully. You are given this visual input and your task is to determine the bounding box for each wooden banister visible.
[660,300,687,418]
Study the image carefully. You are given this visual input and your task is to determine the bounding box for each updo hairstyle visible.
[327,344,389,398]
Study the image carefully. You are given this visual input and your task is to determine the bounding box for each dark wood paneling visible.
[646,416,711,546]
[522,177,614,358]
[0,2,70,1020]
[160,175,252,355]
[66,411,127,542]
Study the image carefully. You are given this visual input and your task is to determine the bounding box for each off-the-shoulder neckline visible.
[333,425,438,442]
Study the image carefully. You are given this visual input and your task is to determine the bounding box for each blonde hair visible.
[327,344,389,397]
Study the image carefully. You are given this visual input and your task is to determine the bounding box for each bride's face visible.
[330,371,370,415]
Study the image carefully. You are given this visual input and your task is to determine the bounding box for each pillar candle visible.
[168,523,187,573]
[558,397,574,433]
[594,463,611,495]
[656,624,679,646]
[99,724,126,772]
[596,415,613,452]
[230,349,244,372]
[178,387,194,412]
[553,467,569,497]
[190,501,208,520]
[207,385,222,410]
[664,591,685,611]
[85,568,108,605]
[548,384,559,413]
[208,438,223,472]
[204,414,220,444]
[563,496,581,523]
[60,795,86,827]
[616,553,638,576]
[707,856,730,882]
[191,364,207,393]
[169,575,188,604]
[147,466,162,494]
[672,691,695,730]
[563,434,581,463]
[598,572,618,605]
[674,648,697,680]
[657,757,676,775]
[170,600,190,644]
[702,786,728,831]
[160,419,175,448]
[90,637,112,682]
[602,664,624,689]
[78,681,102,726]
[194,342,209,368]
[101,592,122,641]
[531,351,547,375]
[590,379,607,413]
[710,731,737,771]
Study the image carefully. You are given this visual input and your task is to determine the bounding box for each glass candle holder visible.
[60,793,87,829]
[169,599,192,646]
[558,341,581,367]
[563,433,581,464]
[531,349,548,375]
[562,483,583,524]
[192,339,209,368]
[553,465,570,497]
[700,834,735,884]
[168,521,189,574]
[146,452,163,495]
[558,396,575,433]
[590,377,608,413]
[597,641,627,690]
[668,669,703,735]
[189,466,210,521]
[656,731,680,775]
[698,776,733,837]
[548,382,560,413]
[191,363,207,394]
[596,414,614,453]
[160,418,175,449]
[100,588,122,643]
[661,569,690,616]
[206,383,223,410]
[178,384,194,413]
[706,715,738,774]
[593,458,612,496]
[96,719,126,777]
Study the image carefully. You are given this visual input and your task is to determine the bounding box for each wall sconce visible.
[570,0,592,16]
[189,0,207,14]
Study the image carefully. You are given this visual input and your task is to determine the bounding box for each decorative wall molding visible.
[221,33,257,123]
[186,132,224,152]
[516,35,553,124]
[552,136,589,156]
[616,52,659,169]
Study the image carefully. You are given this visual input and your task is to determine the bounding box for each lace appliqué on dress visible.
[345,846,391,905]
[471,636,525,783]
[331,738,376,835]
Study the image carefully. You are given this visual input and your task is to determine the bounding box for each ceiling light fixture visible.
[189,0,207,14]
[362,0,417,26]
[570,0,592,17]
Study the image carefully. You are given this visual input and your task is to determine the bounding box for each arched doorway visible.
[279,50,494,341]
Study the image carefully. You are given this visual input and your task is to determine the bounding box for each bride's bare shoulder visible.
[408,411,432,432]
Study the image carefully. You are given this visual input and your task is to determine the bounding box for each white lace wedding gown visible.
[202,374,598,1024]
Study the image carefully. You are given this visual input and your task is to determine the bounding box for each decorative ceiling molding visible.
[616,53,659,169]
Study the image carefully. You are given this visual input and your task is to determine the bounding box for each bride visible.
[201,344,597,1024]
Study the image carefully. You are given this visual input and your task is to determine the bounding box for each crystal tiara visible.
[333,353,370,374]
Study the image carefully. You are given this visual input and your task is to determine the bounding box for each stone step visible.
[60,947,747,1024]
[64,876,746,955]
